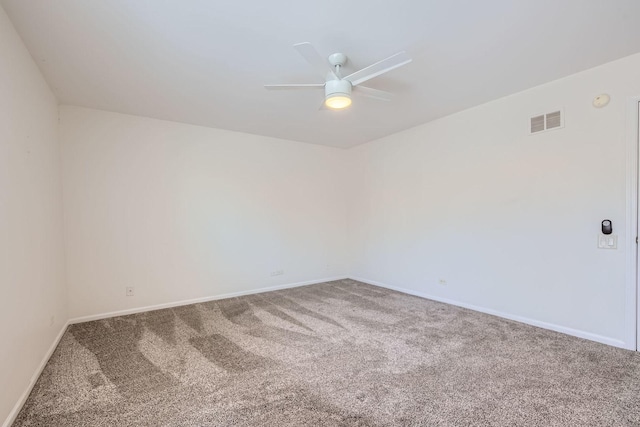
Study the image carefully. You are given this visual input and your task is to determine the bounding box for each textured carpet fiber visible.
[14,279,640,426]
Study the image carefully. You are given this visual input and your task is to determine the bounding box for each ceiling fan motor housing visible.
[325,79,352,99]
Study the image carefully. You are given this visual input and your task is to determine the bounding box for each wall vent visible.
[529,109,564,134]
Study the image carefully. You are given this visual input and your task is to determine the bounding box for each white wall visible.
[349,53,640,349]
[0,5,67,425]
[61,106,349,319]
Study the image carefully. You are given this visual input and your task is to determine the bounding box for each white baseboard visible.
[69,276,348,324]
[350,276,629,350]
[3,320,70,427]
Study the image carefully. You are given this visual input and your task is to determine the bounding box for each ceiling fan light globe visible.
[324,79,352,109]
[325,95,352,109]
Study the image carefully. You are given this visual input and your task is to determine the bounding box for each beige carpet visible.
[13,279,640,426]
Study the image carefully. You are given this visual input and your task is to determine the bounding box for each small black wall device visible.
[601,220,612,235]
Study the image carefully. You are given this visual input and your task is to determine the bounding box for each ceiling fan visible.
[265,42,412,110]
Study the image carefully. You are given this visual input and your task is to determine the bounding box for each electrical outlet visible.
[49,315,55,327]
[270,270,284,277]
[126,286,135,296]
[438,279,447,286]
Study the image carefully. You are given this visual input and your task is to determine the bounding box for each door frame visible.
[626,97,640,351]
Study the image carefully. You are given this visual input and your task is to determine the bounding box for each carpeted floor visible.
[13,279,640,426]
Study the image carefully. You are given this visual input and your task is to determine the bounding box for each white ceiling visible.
[3,0,640,148]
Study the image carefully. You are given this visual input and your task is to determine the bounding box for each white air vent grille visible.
[529,109,564,134]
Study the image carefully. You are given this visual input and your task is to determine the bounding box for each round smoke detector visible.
[593,94,611,108]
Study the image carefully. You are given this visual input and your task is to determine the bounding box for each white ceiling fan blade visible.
[354,86,393,101]
[344,52,412,87]
[293,42,337,80]
[264,84,324,90]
